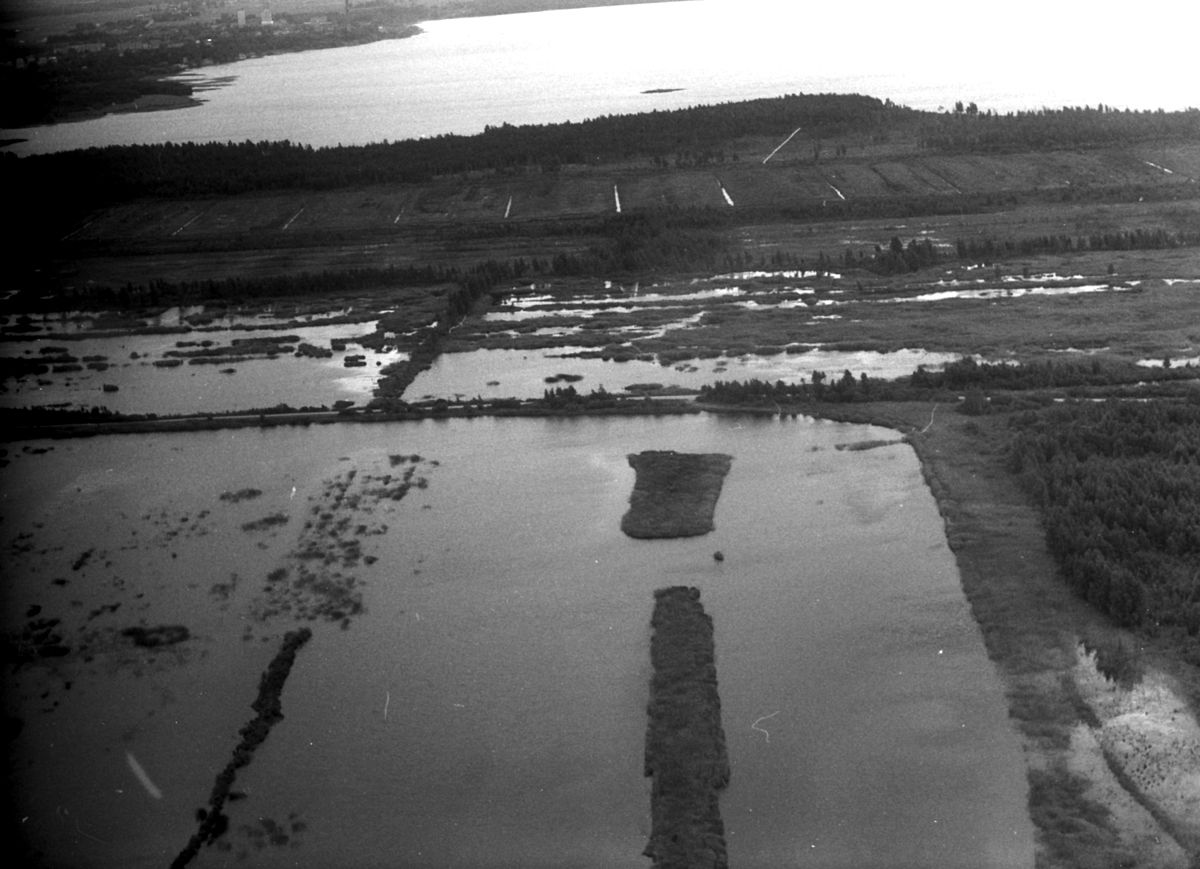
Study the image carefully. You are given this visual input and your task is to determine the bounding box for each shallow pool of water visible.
[407,347,966,399]
[1,323,402,414]
[2,415,1032,868]
[896,283,1127,303]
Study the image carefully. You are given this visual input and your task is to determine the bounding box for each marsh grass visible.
[620,451,732,539]
[1027,765,1131,869]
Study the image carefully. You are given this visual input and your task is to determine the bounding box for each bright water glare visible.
[4,0,1196,154]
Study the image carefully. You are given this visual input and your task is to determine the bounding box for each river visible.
[1,414,1032,867]
[3,0,1196,155]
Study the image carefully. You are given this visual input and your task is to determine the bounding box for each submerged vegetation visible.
[171,627,313,869]
[644,586,729,869]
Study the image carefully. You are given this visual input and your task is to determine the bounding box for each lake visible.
[4,0,1196,155]
[1,415,1033,867]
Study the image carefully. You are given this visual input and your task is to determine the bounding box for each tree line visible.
[954,227,1200,260]
[8,263,461,313]
[918,104,1200,153]
[696,357,1197,409]
[4,94,903,201]
[909,356,1196,391]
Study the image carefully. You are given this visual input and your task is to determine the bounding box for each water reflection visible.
[408,347,968,399]
[0,323,401,414]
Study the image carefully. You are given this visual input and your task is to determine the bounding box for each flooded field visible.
[8,267,1191,416]
[0,321,402,415]
[407,346,967,401]
[2,415,1032,868]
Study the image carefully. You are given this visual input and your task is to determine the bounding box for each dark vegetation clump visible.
[1081,633,1144,689]
[621,451,733,538]
[219,489,263,504]
[644,587,729,868]
[170,627,312,869]
[122,624,190,648]
[1026,765,1125,868]
[240,513,290,533]
[4,617,70,664]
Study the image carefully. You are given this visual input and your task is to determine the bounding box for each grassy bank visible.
[809,399,1200,868]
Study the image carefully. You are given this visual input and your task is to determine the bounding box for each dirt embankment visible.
[621,451,732,539]
[644,586,729,869]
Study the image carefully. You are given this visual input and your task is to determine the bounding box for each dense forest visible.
[918,104,1200,153]
[6,96,1198,205]
[1008,401,1200,654]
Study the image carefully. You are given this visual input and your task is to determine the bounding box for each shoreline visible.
[808,400,1200,866]
[3,389,1196,863]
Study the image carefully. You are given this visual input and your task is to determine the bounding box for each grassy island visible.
[621,451,732,539]
[644,586,729,869]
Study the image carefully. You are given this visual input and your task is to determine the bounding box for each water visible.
[406,346,966,399]
[5,0,1196,155]
[0,323,401,414]
[1,415,1032,867]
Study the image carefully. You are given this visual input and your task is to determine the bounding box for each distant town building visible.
[261,7,273,26]
[237,10,246,28]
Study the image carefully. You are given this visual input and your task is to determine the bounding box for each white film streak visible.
[751,711,780,743]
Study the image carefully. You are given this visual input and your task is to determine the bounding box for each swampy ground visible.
[4,102,1200,867]
[814,400,1200,867]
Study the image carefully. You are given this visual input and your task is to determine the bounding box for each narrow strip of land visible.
[171,627,313,869]
[644,586,729,868]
